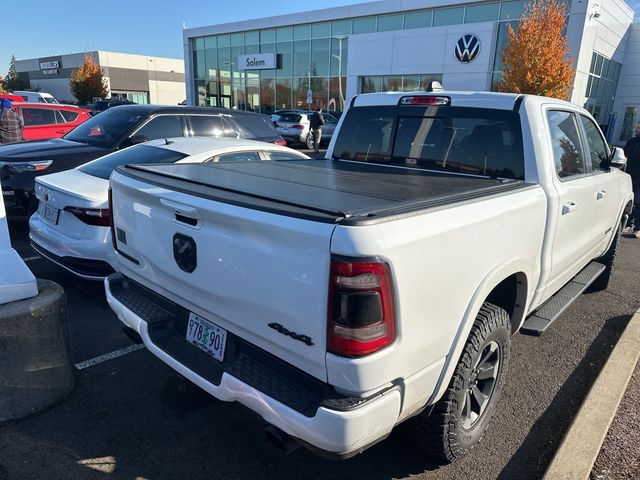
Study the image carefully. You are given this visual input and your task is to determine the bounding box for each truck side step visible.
[520,262,606,336]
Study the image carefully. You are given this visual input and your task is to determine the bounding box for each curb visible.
[543,310,640,480]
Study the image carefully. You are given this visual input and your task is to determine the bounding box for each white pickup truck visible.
[104,92,633,462]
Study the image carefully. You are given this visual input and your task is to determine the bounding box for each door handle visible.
[597,190,607,200]
[160,198,200,219]
[562,202,577,215]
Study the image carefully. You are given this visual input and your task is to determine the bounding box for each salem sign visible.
[238,53,276,70]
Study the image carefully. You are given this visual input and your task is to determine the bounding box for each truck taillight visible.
[64,206,111,227]
[327,257,396,357]
[108,187,116,249]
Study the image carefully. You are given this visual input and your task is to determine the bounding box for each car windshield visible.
[64,108,143,147]
[44,97,59,104]
[78,144,188,180]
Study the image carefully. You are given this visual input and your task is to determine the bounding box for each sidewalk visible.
[590,362,640,479]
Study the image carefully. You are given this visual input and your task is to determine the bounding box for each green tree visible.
[2,55,25,91]
[69,54,108,104]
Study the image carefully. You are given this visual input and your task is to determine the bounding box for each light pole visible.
[331,35,347,112]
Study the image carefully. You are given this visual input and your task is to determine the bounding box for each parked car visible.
[105,91,632,461]
[13,91,59,104]
[13,103,91,141]
[29,137,308,280]
[0,93,27,102]
[91,99,136,115]
[273,110,338,149]
[0,105,285,217]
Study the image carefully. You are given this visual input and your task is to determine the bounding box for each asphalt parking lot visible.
[2,219,639,480]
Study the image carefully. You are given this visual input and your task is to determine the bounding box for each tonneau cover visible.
[120,159,525,224]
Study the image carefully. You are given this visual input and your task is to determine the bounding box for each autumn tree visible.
[2,55,25,92]
[498,0,574,100]
[69,54,108,104]
[0,76,6,94]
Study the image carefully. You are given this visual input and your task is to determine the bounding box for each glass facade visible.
[584,52,622,133]
[361,74,444,93]
[619,107,638,143]
[190,1,536,113]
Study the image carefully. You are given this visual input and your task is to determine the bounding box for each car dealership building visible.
[15,51,186,106]
[184,0,639,144]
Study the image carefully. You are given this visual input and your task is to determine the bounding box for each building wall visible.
[346,21,495,100]
[15,51,185,105]
[569,0,635,106]
[611,22,640,144]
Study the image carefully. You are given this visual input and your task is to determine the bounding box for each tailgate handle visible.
[160,198,200,225]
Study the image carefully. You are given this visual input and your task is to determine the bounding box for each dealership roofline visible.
[182,0,493,39]
[16,50,184,63]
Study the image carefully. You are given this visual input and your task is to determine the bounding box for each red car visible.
[0,93,27,102]
[11,103,91,141]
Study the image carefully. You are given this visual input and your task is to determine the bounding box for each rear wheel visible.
[305,132,315,150]
[409,303,511,463]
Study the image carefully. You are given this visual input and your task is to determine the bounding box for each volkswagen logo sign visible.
[455,34,481,63]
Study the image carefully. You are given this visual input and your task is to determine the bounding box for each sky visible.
[1,0,638,77]
[0,0,371,75]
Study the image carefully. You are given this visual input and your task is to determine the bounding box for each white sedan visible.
[29,137,310,280]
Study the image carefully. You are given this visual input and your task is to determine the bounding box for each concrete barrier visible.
[0,279,74,422]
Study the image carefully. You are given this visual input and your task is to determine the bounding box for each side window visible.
[135,115,184,141]
[267,152,304,161]
[547,110,586,179]
[54,110,66,124]
[213,152,261,163]
[579,115,610,172]
[21,108,57,126]
[59,110,79,123]
[221,117,239,138]
[189,115,224,137]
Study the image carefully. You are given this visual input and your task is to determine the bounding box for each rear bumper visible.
[104,273,402,457]
[29,214,116,280]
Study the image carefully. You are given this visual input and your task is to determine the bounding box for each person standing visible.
[309,107,325,154]
[0,99,23,144]
[623,121,640,237]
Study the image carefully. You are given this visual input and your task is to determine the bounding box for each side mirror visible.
[127,134,148,146]
[610,147,627,169]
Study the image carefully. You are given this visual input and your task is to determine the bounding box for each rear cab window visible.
[332,103,525,180]
[78,145,187,180]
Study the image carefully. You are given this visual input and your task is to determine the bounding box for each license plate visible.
[281,128,289,133]
[186,312,227,361]
[43,203,59,225]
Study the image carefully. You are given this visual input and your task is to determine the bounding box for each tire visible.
[305,133,315,150]
[589,221,621,292]
[409,303,511,463]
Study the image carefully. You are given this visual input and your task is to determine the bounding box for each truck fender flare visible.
[425,260,532,406]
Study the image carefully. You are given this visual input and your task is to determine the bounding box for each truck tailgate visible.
[110,170,336,382]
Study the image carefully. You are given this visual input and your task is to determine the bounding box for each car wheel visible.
[305,133,315,150]
[409,302,511,463]
[589,220,622,292]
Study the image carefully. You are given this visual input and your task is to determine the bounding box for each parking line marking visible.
[75,344,145,370]
[22,255,41,262]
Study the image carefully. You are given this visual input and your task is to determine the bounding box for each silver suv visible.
[273,110,339,149]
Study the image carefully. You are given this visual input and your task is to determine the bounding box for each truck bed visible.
[119,159,528,225]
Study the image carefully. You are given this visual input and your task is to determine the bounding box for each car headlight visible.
[0,160,53,174]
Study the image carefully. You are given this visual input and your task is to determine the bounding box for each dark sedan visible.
[0,105,284,217]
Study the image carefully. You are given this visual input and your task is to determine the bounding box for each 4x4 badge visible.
[268,322,314,346]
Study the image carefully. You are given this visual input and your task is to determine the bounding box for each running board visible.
[520,262,606,336]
